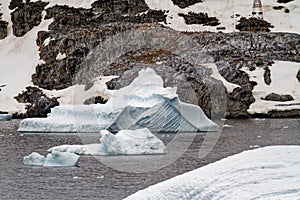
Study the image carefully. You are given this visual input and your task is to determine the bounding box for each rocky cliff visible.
[1,0,299,118]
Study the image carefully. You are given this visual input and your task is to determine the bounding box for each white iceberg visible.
[23,151,80,167]
[18,68,218,133]
[0,114,12,121]
[125,146,300,200]
[48,128,166,155]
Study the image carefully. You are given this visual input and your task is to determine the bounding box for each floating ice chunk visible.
[18,68,218,133]
[23,152,80,167]
[48,128,166,156]
[223,124,233,128]
[23,152,45,166]
[43,151,80,167]
[0,114,12,121]
[100,128,166,155]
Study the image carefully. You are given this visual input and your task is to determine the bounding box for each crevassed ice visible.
[18,68,218,133]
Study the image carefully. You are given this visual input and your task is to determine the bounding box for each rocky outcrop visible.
[84,96,108,105]
[0,12,8,39]
[236,17,274,32]
[277,0,293,3]
[263,66,271,85]
[14,86,59,118]
[178,12,220,26]
[31,0,166,90]
[171,0,202,8]
[10,0,48,37]
[297,70,300,82]
[262,93,294,102]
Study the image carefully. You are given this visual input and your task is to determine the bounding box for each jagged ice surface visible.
[18,68,218,133]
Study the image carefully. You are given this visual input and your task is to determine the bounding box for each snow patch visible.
[56,52,66,61]
[125,146,300,200]
[145,0,300,33]
[242,61,300,114]
[0,9,54,113]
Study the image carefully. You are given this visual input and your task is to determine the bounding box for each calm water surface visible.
[0,119,299,199]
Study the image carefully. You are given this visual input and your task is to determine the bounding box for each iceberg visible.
[0,114,12,121]
[48,128,166,155]
[125,146,300,200]
[23,151,80,167]
[18,68,218,133]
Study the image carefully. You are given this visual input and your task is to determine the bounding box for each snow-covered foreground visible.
[48,128,166,155]
[23,151,80,167]
[243,61,300,114]
[125,146,300,200]
[18,68,218,133]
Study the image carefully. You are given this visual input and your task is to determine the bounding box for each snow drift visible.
[18,68,218,133]
[23,151,80,167]
[125,146,300,200]
[48,128,166,155]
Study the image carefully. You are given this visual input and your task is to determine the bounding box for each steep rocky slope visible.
[0,0,299,118]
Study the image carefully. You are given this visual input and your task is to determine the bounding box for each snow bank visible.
[48,128,166,155]
[243,61,300,114]
[125,146,300,200]
[18,68,218,133]
[23,151,80,167]
[145,0,300,34]
[0,114,12,121]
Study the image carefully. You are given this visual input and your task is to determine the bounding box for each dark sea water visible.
[0,119,299,200]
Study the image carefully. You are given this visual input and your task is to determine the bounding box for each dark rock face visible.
[297,70,300,82]
[10,0,48,37]
[277,0,294,3]
[252,109,300,118]
[171,0,202,8]
[263,66,271,85]
[178,12,220,26]
[14,86,59,118]
[262,93,294,102]
[236,17,274,32]
[0,12,8,39]
[84,96,108,105]
[32,0,166,90]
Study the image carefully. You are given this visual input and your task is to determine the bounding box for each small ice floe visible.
[282,126,289,129]
[73,176,81,180]
[223,124,233,128]
[249,145,260,149]
[48,128,166,156]
[23,151,80,167]
[96,176,104,179]
[0,114,12,121]
[257,135,261,138]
